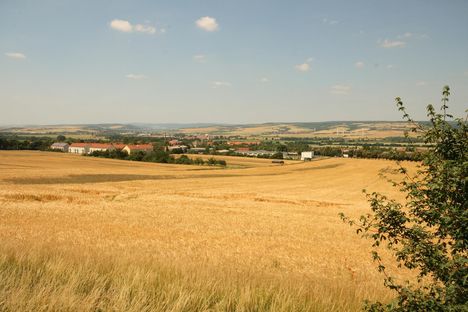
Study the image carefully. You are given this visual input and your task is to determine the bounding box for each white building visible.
[69,143,89,154]
[301,151,314,161]
[50,142,69,152]
[88,143,115,154]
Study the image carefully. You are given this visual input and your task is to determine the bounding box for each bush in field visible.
[175,155,193,165]
[128,151,145,161]
[143,150,172,163]
[340,86,467,311]
[207,157,217,166]
[193,157,205,165]
[271,152,284,159]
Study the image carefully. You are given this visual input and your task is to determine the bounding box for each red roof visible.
[70,143,89,147]
[112,143,126,149]
[228,141,260,146]
[125,144,153,150]
[168,139,182,145]
[88,143,113,148]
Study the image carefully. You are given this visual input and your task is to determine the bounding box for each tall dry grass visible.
[0,151,413,311]
[0,242,385,312]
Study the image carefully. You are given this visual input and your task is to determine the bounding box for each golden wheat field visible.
[0,151,415,311]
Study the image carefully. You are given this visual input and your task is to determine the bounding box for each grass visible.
[0,243,374,312]
[0,151,414,311]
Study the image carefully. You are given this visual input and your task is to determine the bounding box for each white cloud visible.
[134,24,156,34]
[110,19,133,33]
[295,58,313,72]
[416,81,427,86]
[212,81,231,88]
[386,64,395,69]
[295,63,310,72]
[196,16,219,32]
[126,74,147,80]
[259,77,270,83]
[5,52,26,60]
[322,18,339,25]
[397,32,413,39]
[355,61,364,69]
[193,54,206,63]
[331,84,351,95]
[380,39,406,48]
[110,19,157,34]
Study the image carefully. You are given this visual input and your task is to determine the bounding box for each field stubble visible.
[0,151,414,311]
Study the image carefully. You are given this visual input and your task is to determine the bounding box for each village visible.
[49,140,316,161]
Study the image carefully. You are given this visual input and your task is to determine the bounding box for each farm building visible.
[301,151,314,161]
[112,143,126,150]
[69,143,89,154]
[88,143,115,154]
[122,144,153,155]
[50,142,69,152]
[167,145,188,153]
[282,152,299,160]
[168,139,182,146]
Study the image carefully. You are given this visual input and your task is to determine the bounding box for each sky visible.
[1,0,467,125]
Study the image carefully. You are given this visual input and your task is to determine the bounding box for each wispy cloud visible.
[295,57,313,72]
[196,16,219,32]
[126,74,147,80]
[193,54,207,63]
[259,77,270,83]
[416,81,427,86]
[110,19,157,34]
[397,32,413,39]
[295,63,310,72]
[134,24,156,34]
[322,18,339,25]
[212,81,231,88]
[386,64,395,69]
[355,61,364,69]
[379,39,406,48]
[331,84,351,95]
[5,52,26,60]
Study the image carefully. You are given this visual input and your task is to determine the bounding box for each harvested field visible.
[0,151,414,311]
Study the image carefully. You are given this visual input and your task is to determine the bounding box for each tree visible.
[340,86,467,311]
[56,135,66,142]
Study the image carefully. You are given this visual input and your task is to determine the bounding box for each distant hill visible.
[0,121,424,139]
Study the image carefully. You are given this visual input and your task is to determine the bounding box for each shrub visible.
[340,86,467,311]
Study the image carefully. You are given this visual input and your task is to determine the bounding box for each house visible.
[282,152,299,160]
[236,149,276,157]
[301,151,314,161]
[122,144,153,155]
[236,147,250,153]
[50,142,69,152]
[168,139,182,146]
[227,141,260,146]
[112,143,127,150]
[88,143,115,154]
[69,143,90,154]
[167,145,188,153]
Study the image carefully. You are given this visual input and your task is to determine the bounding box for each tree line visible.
[88,149,227,167]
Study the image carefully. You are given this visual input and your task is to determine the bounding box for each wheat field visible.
[0,151,413,311]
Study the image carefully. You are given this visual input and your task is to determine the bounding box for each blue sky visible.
[1,0,467,125]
